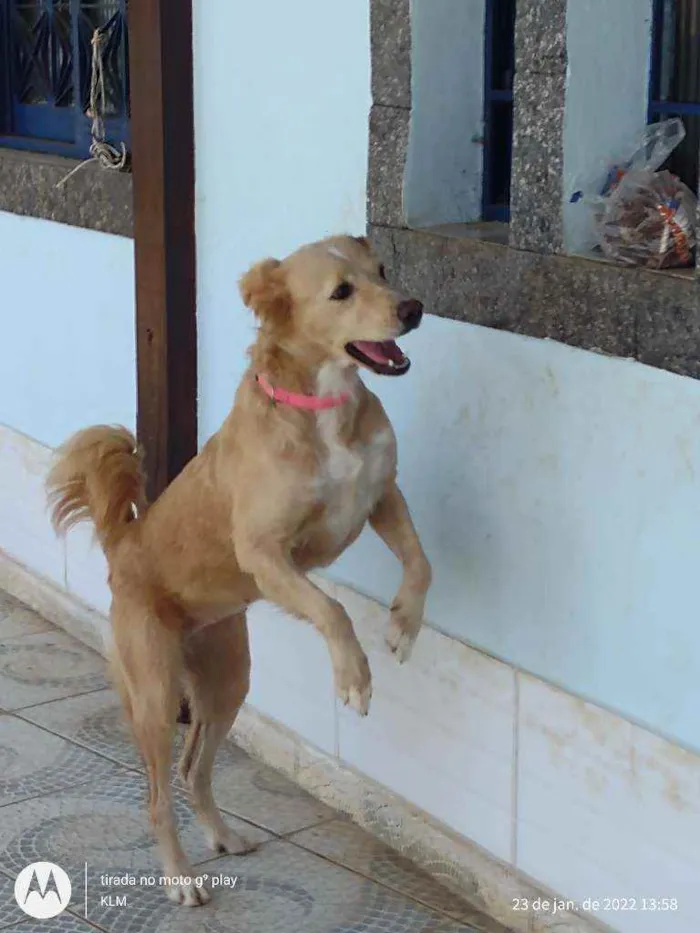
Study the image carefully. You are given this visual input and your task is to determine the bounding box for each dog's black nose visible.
[397,299,423,331]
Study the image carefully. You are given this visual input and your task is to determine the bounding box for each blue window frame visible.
[0,0,129,159]
[482,0,516,222]
[649,0,700,192]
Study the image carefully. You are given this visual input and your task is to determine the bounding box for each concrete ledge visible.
[370,222,700,380]
[0,148,132,237]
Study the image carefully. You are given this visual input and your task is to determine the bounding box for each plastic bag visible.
[596,169,696,268]
[570,118,687,209]
[569,119,696,268]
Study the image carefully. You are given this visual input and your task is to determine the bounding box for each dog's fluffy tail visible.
[46,425,147,554]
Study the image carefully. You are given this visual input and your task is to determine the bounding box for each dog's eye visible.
[330,281,354,301]
[379,264,387,280]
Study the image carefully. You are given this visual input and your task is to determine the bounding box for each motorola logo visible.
[14,862,72,919]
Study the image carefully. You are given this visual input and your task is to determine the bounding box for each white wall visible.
[0,211,136,610]
[193,0,371,438]
[332,321,700,753]
[404,0,486,226]
[563,0,654,253]
[0,212,136,448]
[243,580,700,933]
[194,0,700,756]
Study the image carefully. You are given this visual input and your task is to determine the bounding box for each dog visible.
[46,234,431,906]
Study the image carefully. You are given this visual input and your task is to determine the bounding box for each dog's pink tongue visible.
[352,340,404,364]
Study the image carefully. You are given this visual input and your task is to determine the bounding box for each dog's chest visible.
[311,370,393,544]
[314,416,393,542]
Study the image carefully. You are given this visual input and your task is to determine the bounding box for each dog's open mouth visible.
[345,340,410,376]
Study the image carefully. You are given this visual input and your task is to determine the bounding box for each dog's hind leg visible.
[111,598,209,907]
[179,613,257,855]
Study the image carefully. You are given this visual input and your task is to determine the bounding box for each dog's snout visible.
[397,299,423,331]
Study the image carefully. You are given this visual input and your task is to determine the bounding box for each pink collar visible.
[255,373,351,411]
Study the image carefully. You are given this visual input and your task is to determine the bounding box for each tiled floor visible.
[0,591,510,933]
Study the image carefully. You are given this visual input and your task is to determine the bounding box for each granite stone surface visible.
[509,70,566,254]
[509,0,567,254]
[371,224,700,379]
[371,0,412,109]
[0,149,132,237]
[368,105,410,229]
[514,0,567,74]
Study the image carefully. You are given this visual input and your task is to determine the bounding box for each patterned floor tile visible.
[24,690,335,835]
[0,630,108,711]
[0,768,271,886]
[0,870,25,928]
[0,596,505,933]
[7,915,105,933]
[290,821,511,932]
[0,594,53,641]
[0,715,126,808]
[81,838,475,933]
[20,690,144,771]
[210,739,335,836]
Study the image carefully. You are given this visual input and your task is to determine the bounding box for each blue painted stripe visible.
[650,100,700,116]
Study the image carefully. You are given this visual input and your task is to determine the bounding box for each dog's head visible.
[239,235,422,376]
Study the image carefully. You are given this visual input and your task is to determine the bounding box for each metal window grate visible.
[649,0,700,192]
[482,0,516,222]
[0,0,129,158]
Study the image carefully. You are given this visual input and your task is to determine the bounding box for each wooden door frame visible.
[129,0,197,723]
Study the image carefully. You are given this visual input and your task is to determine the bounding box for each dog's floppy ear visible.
[353,236,371,250]
[239,258,290,326]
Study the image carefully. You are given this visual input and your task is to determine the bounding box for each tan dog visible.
[46,235,431,906]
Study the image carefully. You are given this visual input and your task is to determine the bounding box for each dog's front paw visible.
[386,600,423,663]
[346,680,372,717]
[164,875,211,907]
[336,649,372,716]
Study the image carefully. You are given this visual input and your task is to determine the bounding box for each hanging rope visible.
[56,27,128,188]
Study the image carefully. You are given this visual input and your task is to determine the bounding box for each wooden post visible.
[129,0,197,724]
[128,0,197,504]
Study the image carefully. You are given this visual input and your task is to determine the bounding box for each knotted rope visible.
[57,27,128,187]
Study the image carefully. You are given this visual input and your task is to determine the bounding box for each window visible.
[0,0,129,158]
[482,0,516,222]
[649,0,700,192]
